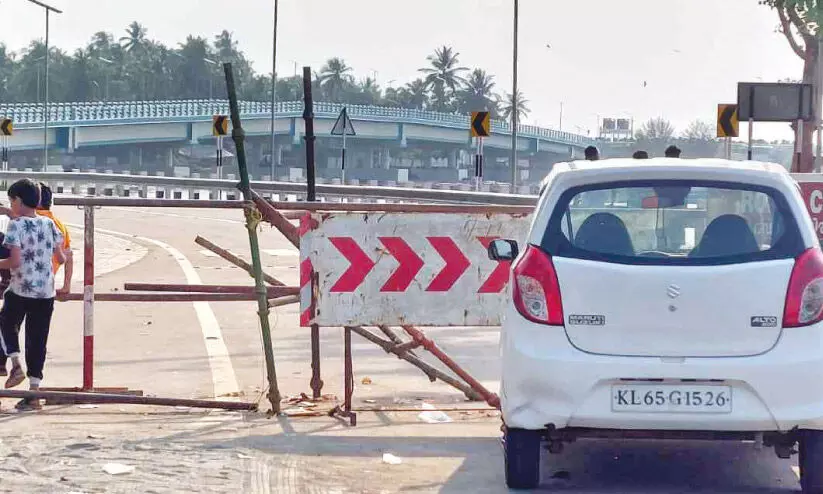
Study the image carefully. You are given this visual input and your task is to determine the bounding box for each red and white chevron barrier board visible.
[299,214,319,326]
[300,212,531,327]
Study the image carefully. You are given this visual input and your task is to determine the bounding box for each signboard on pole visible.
[0,118,12,136]
[0,118,10,172]
[331,107,356,182]
[737,83,814,122]
[300,212,531,327]
[716,104,739,138]
[212,115,229,136]
[471,111,490,138]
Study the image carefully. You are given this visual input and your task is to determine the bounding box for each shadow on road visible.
[193,420,801,493]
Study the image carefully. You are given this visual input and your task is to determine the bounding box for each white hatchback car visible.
[489,158,823,491]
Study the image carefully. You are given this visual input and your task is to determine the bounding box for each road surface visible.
[0,204,805,493]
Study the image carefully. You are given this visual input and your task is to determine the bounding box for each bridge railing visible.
[0,100,593,146]
[0,170,539,205]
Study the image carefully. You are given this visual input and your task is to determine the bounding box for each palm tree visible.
[500,90,530,122]
[419,46,467,111]
[317,58,353,102]
[213,30,237,61]
[404,79,428,109]
[177,35,213,99]
[354,77,381,105]
[0,44,14,101]
[68,48,95,101]
[120,22,148,54]
[458,69,498,116]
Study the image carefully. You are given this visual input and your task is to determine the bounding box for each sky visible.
[0,0,808,141]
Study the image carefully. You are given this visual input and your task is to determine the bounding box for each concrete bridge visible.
[0,100,593,184]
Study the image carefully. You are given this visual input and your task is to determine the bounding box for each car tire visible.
[504,427,541,490]
[801,430,823,493]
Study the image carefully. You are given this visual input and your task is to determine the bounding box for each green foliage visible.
[0,26,526,121]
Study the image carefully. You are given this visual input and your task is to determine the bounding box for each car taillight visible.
[511,245,564,325]
[784,248,823,328]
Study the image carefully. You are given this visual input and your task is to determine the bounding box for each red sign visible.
[328,236,509,294]
[800,182,823,240]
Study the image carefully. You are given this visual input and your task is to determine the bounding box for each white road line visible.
[262,249,298,257]
[67,223,241,400]
[109,207,244,225]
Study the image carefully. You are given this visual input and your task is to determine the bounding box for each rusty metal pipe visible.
[0,389,257,410]
[352,406,497,413]
[348,326,482,401]
[61,293,272,302]
[401,325,500,408]
[266,201,533,214]
[124,283,298,296]
[268,294,299,307]
[195,236,284,286]
[251,189,300,247]
[54,196,532,215]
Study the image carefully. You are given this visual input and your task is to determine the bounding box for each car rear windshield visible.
[542,180,805,265]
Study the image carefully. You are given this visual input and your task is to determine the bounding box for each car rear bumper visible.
[500,307,823,432]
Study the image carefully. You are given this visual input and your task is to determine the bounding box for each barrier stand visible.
[224,62,283,414]
[83,205,95,391]
[250,197,512,421]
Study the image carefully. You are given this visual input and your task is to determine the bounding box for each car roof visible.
[539,158,791,193]
[555,158,788,177]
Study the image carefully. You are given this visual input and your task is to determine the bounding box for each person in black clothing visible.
[0,233,10,377]
[665,145,682,158]
[0,179,66,411]
[584,146,600,161]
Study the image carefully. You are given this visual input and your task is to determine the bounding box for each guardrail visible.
[0,171,539,206]
[0,99,593,147]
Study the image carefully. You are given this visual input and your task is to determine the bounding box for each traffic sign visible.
[212,115,229,136]
[331,107,356,136]
[471,111,490,138]
[717,104,739,138]
[0,118,12,136]
[300,212,531,327]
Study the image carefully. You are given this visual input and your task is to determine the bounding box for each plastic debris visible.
[76,404,98,409]
[237,453,253,460]
[382,453,402,465]
[361,377,373,385]
[103,463,135,475]
[417,402,452,424]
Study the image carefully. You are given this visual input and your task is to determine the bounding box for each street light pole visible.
[270,0,279,181]
[25,0,62,172]
[510,0,519,189]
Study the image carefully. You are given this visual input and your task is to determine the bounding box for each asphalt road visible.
[19,204,803,493]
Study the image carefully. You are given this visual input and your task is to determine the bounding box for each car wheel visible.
[800,430,823,493]
[503,427,541,490]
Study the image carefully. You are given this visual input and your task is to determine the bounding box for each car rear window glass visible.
[543,180,804,265]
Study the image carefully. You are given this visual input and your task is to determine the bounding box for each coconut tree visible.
[120,22,148,54]
[500,90,530,122]
[419,46,468,111]
[317,57,353,102]
[457,69,498,116]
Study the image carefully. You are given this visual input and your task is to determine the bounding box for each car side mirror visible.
[488,239,519,262]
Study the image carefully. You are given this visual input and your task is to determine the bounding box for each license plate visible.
[611,384,732,413]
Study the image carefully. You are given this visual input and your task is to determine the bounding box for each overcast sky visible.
[0,0,806,140]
